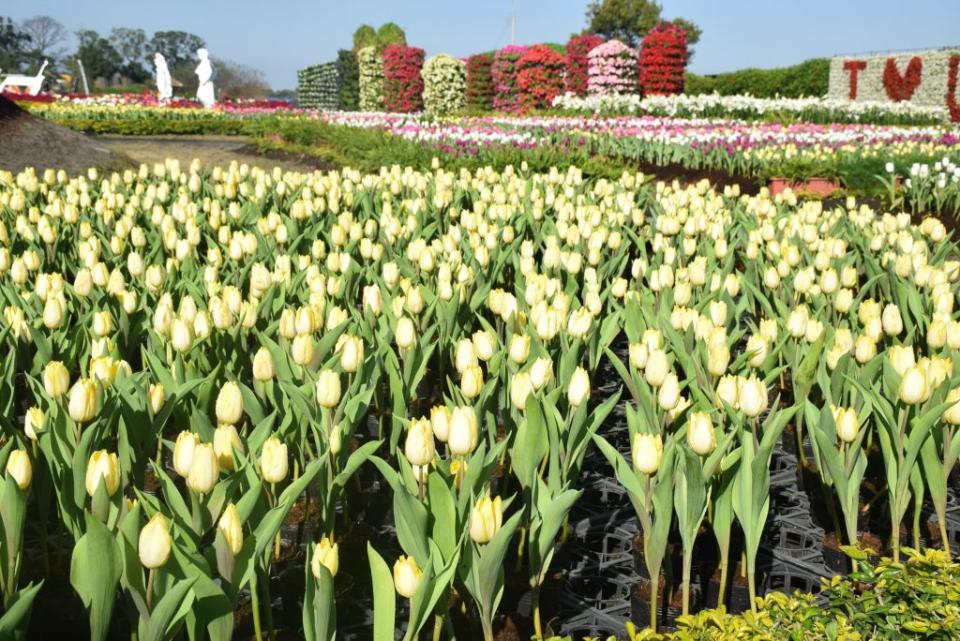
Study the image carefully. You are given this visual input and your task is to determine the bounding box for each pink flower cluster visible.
[587,40,637,96]
[492,45,530,112]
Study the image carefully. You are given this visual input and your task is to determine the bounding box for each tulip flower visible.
[833,407,859,443]
[567,366,590,408]
[469,494,503,544]
[24,406,44,441]
[686,412,716,456]
[252,347,275,381]
[316,369,342,409]
[147,383,165,415]
[85,450,120,497]
[139,513,172,569]
[217,503,244,555]
[508,334,530,364]
[260,436,289,484]
[405,418,435,466]
[899,365,929,405]
[738,377,767,418]
[43,361,70,398]
[291,333,314,365]
[944,388,960,425]
[431,405,452,442]
[215,381,244,425]
[529,357,553,390]
[395,317,415,349]
[460,365,484,399]
[173,430,199,477]
[186,443,220,495]
[311,535,339,578]
[393,555,422,598]
[631,433,663,474]
[6,449,32,490]
[213,423,244,471]
[68,378,99,423]
[448,406,478,456]
[511,371,532,410]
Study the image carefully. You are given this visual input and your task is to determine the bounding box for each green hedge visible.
[686,58,829,98]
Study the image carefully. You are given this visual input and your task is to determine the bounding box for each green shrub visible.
[352,25,376,52]
[376,22,407,50]
[686,58,829,98]
[337,49,360,111]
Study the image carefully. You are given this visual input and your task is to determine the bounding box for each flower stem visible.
[251,572,264,641]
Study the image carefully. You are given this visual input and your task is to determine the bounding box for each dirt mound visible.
[0,95,132,174]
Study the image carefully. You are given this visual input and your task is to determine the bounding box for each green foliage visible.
[685,58,830,98]
[352,25,376,52]
[75,29,123,81]
[376,23,407,50]
[0,17,34,71]
[337,49,360,111]
[585,0,700,47]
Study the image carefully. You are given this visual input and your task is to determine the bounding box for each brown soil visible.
[0,95,132,174]
[631,160,762,196]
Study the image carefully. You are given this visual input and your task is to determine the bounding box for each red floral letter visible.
[948,54,960,123]
[843,60,867,100]
[882,56,922,101]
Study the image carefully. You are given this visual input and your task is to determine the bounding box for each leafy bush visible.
[376,22,407,49]
[297,62,340,110]
[352,25,376,51]
[357,46,385,111]
[517,45,566,111]
[639,22,687,95]
[337,49,360,111]
[466,53,495,111]
[566,34,604,96]
[383,45,424,112]
[685,58,830,98]
[422,54,466,117]
[492,45,529,112]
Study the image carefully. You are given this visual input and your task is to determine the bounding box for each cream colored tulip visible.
[405,418,435,466]
[311,536,339,578]
[85,450,120,497]
[215,382,244,426]
[469,495,503,544]
[631,433,663,475]
[393,555,422,598]
[260,436,289,483]
[139,513,172,569]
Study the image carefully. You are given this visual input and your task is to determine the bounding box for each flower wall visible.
[516,45,566,111]
[297,62,341,110]
[422,54,467,117]
[466,53,495,111]
[566,34,604,97]
[587,40,637,96]
[383,45,425,113]
[828,49,960,121]
[638,22,687,95]
[492,45,529,112]
[336,49,360,111]
[357,46,385,111]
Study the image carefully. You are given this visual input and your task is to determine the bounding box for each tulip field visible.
[2,142,960,641]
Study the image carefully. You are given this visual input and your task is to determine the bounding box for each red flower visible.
[842,60,867,99]
[639,22,688,96]
[516,45,566,111]
[566,34,604,96]
[882,56,922,102]
[383,45,425,112]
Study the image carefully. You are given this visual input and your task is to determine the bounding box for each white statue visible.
[154,53,172,102]
[194,48,216,108]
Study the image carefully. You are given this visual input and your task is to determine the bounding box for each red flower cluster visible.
[842,60,867,99]
[517,45,566,112]
[492,45,529,112]
[467,53,495,111]
[882,56,922,102]
[383,45,425,113]
[565,34,604,96]
[948,55,960,123]
[638,22,687,96]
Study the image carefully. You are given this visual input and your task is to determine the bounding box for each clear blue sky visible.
[8,0,960,90]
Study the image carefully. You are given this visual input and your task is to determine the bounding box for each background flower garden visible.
[3,5,960,641]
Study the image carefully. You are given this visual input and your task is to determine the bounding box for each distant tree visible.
[148,30,205,68]
[19,15,66,60]
[213,58,271,98]
[585,0,700,48]
[0,16,32,71]
[75,29,122,80]
[375,23,406,50]
[352,25,376,52]
[109,27,148,81]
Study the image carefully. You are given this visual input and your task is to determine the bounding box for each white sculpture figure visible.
[154,53,172,102]
[194,48,216,108]
[0,59,48,95]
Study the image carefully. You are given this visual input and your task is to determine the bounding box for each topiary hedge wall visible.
[358,46,385,111]
[466,53,495,111]
[383,44,425,112]
[297,62,341,110]
[337,49,360,111]
[685,58,830,98]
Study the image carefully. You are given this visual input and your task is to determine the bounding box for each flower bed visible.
[492,45,529,112]
[422,54,467,117]
[638,22,687,95]
[565,34,604,97]
[297,62,341,110]
[516,45,566,112]
[357,45,385,111]
[466,53,495,111]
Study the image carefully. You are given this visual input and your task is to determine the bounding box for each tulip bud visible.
[738,377,767,418]
[469,495,503,544]
[44,361,70,398]
[213,423,244,472]
[68,378,99,423]
[472,330,495,362]
[6,449,32,490]
[260,436,289,484]
[944,388,960,425]
[316,369,342,409]
[511,371,532,410]
[508,334,530,364]
[291,333,314,366]
[460,365,484,399]
[147,383,165,415]
[631,433,663,475]
[85,450,120,497]
[854,335,876,364]
[170,318,193,353]
[393,555,422,598]
[217,503,244,555]
[644,350,669,387]
[834,407,859,443]
[529,357,553,390]
[431,405,452,442]
[629,343,648,370]
[448,406,478,456]
[455,338,477,374]
[687,412,716,456]
[395,317,415,349]
[215,381,244,426]
[173,430,199,477]
[252,347,275,381]
[567,366,590,408]
[888,345,915,376]
[882,304,903,336]
[716,374,740,408]
[139,513,172,569]
[24,406,44,441]
[657,373,681,411]
[187,443,220,495]
[899,365,929,405]
[338,335,363,373]
[405,418,435,466]
[311,535,339,578]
